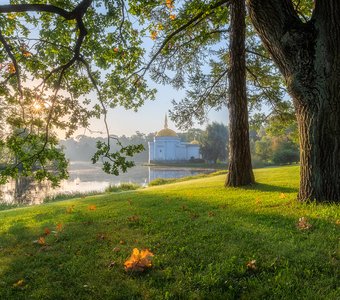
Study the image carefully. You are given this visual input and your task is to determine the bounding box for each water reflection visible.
[0,162,215,205]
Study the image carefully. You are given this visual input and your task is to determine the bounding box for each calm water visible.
[0,162,215,205]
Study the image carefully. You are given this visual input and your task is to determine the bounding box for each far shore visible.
[143,162,227,169]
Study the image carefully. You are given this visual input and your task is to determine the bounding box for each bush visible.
[105,182,141,193]
[273,148,299,164]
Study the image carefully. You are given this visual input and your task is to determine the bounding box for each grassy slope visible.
[0,166,339,299]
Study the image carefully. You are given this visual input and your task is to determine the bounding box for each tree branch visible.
[137,0,231,78]
[0,28,23,97]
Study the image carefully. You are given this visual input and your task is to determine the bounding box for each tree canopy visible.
[0,0,154,184]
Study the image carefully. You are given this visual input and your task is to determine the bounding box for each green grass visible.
[148,170,227,186]
[0,166,339,299]
[105,182,142,193]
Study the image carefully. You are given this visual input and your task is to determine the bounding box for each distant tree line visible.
[60,119,299,166]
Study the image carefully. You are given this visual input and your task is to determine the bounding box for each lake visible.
[0,162,216,205]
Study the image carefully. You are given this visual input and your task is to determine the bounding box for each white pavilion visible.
[148,116,201,163]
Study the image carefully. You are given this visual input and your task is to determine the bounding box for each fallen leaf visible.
[297,217,312,230]
[127,215,140,223]
[44,228,51,235]
[13,279,25,288]
[108,261,116,269]
[56,223,63,232]
[88,205,96,211]
[113,247,121,252]
[124,248,154,272]
[37,236,46,245]
[279,193,286,199]
[246,259,257,271]
[119,240,126,245]
[336,219,340,225]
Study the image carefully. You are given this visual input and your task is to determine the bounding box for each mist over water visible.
[0,161,215,205]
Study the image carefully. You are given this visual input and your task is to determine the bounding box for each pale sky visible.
[78,84,228,138]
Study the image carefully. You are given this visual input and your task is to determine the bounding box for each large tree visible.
[247,0,340,202]
[225,0,254,186]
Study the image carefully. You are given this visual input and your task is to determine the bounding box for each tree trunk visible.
[225,0,255,187]
[247,0,340,202]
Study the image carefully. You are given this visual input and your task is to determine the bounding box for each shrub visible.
[105,182,141,193]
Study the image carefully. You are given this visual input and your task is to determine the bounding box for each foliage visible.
[0,0,155,184]
[0,166,339,299]
[255,136,273,162]
[200,122,228,163]
[129,0,291,129]
[272,140,299,165]
[252,120,299,165]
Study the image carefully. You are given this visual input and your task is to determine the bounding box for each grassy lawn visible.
[0,166,339,299]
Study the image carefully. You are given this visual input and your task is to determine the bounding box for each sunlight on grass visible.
[0,166,339,299]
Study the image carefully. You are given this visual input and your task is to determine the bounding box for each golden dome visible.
[156,114,178,137]
[190,140,199,145]
[156,128,178,137]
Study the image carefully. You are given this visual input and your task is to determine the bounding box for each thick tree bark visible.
[225,0,255,187]
[247,0,340,202]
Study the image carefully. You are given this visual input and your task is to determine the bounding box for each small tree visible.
[200,122,228,164]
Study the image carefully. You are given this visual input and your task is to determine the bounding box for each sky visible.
[79,83,228,138]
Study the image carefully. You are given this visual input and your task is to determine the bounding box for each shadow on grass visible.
[241,182,299,193]
[0,187,338,299]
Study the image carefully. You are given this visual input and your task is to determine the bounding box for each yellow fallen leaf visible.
[13,279,25,287]
[37,236,46,245]
[124,248,154,272]
[279,193,286,199]
[297,217,312,230]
